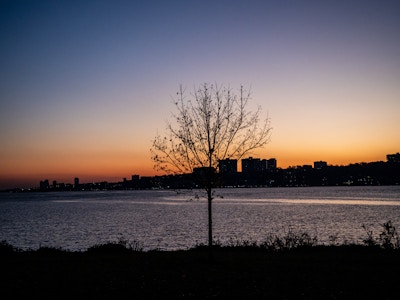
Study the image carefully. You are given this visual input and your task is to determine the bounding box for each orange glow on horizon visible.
[1,147,395,189]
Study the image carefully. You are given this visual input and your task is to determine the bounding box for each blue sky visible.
[1,0,399,188]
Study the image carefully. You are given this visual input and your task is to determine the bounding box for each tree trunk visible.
[207,187,213,260]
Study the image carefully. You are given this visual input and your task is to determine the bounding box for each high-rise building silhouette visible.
[74,177,80,189]
[242,157,265,174]
[314,161,327,170]
[40,179,49,189]
[219,158,238,174]
[387,153,400,163]
[267,158,277,170]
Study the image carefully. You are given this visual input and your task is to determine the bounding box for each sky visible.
[1,0,399,189]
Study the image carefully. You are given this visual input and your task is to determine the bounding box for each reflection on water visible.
[0,186,399,251]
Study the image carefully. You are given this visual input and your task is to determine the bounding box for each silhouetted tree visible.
[151,83,272,255]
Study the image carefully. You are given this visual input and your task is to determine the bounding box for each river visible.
[1,186,399,251]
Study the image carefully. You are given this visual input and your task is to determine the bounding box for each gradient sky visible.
[1,0,399,189]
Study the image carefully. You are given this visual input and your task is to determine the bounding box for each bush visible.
[36,246,66,254]
[378,221,399,249]
[260,229,318,251]
[87,239,143,254]
[193,230,319,252]
[0,240,16,254]
[362,221,399,249]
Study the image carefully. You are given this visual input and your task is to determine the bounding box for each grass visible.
[2,222,400,299]
[2,244,400,299]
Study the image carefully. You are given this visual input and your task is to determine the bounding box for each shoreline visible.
[2,182,400,193]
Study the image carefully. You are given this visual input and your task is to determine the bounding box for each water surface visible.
[1,186,399,250]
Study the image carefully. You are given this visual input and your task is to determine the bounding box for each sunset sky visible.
[1,0,399,189]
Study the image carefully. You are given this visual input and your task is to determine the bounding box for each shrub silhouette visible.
[0,240,16,254]
[378,220,399,249]
[36,246,66,254]
[87,239,143,254]
[362,220,399,249]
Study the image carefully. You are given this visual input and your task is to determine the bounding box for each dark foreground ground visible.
[2,246,400,299]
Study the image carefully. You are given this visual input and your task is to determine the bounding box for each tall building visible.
[387,153,400,163]
[219,158,237,174]
[314,161,327,170]
[267,158,277,170]
[40,179,49,189]
[242,157,263,174]
[74,177,80,189]
[241,157,267,186]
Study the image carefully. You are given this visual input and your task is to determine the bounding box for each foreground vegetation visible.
[2,222,400,299]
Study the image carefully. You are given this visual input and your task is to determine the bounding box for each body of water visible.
[1,186,400,251]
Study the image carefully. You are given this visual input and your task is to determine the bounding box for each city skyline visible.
[1,1,399,189]
[5,152,398,190]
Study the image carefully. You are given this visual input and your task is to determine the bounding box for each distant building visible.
[261,159,267,172]
[218,159,239,186]
[242,157,263,174]
[74,177,80,189]
[40,179,49,189]
[267,158,277,170]
[241,157,267,186]
[219,158,237,174]
[193,167,216,177]
[387,153,400,163]
[314,161,327,169]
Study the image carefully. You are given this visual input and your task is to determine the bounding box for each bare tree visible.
[151,83,272,253]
